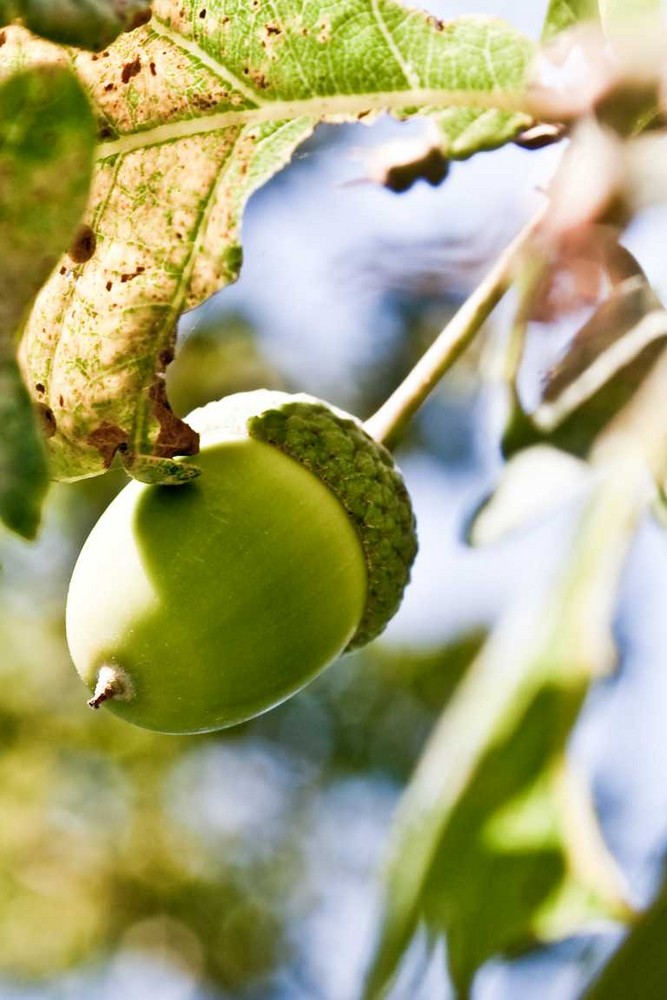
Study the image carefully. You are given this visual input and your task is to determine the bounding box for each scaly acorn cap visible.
[188,390,418,649]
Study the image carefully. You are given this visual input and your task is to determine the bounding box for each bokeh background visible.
[4,1,667,997]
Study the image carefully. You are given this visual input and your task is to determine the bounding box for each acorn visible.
[66,390,417,734]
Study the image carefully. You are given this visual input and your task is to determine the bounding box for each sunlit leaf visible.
[0,65,95,536]
[5,0,533,482]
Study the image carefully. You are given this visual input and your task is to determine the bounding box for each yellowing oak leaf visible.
[11,0,532,482]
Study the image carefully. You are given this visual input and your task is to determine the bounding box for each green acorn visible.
[66,390,417,734]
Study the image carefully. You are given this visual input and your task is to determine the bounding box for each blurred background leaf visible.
[543,0,601,39]
[0,65,94,536]
[365,467,640,999]
[0,0,152,49]
[503,279,667,462]
[583,873,667,999]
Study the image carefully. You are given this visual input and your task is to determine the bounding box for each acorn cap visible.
[187,390,418,649]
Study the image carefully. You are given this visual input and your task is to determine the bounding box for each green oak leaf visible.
[0,65,95,536]
[0,0,152,50]
[5,1,532,483]
[364,476,634,999]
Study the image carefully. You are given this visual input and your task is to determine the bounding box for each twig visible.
[363,204,547,446]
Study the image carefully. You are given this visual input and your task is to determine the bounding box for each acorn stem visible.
[363,203,548,448]
[87,665,133,709]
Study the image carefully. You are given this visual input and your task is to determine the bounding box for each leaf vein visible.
[369,0,421,90]
[150,15,264,107]
[97,86,529,159]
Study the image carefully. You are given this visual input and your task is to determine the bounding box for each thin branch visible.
[363,204,547,446]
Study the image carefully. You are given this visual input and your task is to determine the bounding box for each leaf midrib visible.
[97,86,530,160]
[92,9,532,160]
[151,17,263,105]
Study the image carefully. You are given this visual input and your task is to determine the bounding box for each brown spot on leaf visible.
[106,281,113,291]
[148,381,199,458]
[0,30,6,46]
[121,58,142,84]
[149,61,157,76]
[265,23,281,35]
[86,423,129,467]
[191,92,221,110]
[199,8,207,18]
[36,404,56,438]
[120,267,147,283]
[68,224,96,263]
[250,71,269,89]
[59,266,67,275]
[35,383,45,394]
